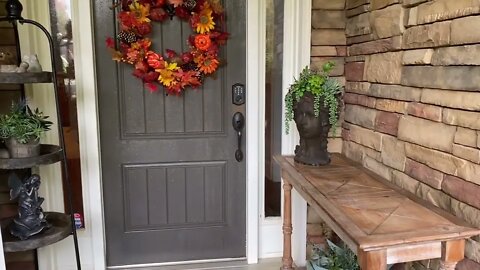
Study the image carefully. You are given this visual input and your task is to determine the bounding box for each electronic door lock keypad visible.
[232,83,245,105]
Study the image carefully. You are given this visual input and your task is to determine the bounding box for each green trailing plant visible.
[0,101,52,144]
[307,240,360,270]
[285,62,341,134]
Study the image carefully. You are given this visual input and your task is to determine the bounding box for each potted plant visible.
[0,102,52,158]
[285,62,341,166]
[308,240,360,270]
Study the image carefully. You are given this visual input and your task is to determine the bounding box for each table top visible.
[275,154,480,252]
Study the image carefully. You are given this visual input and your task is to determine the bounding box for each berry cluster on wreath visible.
[106,0,229,95]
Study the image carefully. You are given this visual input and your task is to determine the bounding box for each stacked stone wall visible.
[307,0,346,254]
[342,0,480,268]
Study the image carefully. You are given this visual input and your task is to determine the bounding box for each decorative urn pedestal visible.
[293,92,331,166]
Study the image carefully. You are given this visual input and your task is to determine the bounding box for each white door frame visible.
[1,0,310,269]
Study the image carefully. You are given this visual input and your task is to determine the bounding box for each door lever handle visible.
[232,112,245,162]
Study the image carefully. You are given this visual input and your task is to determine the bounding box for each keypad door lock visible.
[232,83,245,106]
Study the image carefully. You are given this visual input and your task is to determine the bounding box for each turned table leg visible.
[358,249,386,270]
[440,239,465,270]
[281,181,293,270]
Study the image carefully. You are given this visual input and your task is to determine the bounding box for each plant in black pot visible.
[0,102,52,158]
[285,62,341,166]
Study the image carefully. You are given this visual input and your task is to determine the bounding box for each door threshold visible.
[107,257,251,270]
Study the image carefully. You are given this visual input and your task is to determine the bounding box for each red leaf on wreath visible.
[150,8,168,21]
[135,61,149,72]
[144,71,160,83]
[145,83,158,92]
[175,6,190,20]
[118,12,138,30]
[152,0,166,7]
[136,22,153,35]
[105,37,115,49]
[133,68,146,79]
[165,49,177,59]
[181,52,193,63]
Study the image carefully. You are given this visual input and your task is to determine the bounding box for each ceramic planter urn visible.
[5,138,41,158]
[293,93,331,166]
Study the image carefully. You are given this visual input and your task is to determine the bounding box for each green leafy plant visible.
[0,101,52,144]
[285,62,342,134]
[307,240,359,270]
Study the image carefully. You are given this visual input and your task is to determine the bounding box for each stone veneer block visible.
[398,116,456,152]
[402,49,433,65]
[311,46,338,56]
[345,82,371,95]
[312,10,346,29]
[443,108,480,130]
[416,0,480,25]
[402,0,428,7]
[344,93,377,108]
[443,175,480,209]
[371,0,400,10]
[343,140,382,163]
[381,135,406,171]
[346,123,383,151]
[452,144,480,164]
[402,66,480,91]
[376,99,407,113]
[405,159,443,189]
[478,132,480,148]
[432,45,480,66]
[364,156,392,180]
[421,89,480,111]
[345,104,378,129]
[346,4,370,17]
[313,0,346,10]
[407,102,442,122]
[391,170,420,194]
[365,52,403,84]
[347,34,375,45]
[346,0,371,10]
[402,21,450,49]
[454,127,478,148]
[312,29,347,45]
[451,16,480,45]
[451,198,480,229]
[416,183,452,211]
[375,111,400,136]
[405,143,467,176]
[348,36,402,56]
[369,83,422,101]
[345,62,365,81]
[465,240,480,266]
[346,13,371,37]
[371,4,405,38]
[457,258,480,270]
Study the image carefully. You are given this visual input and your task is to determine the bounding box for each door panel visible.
[93,0,246,266]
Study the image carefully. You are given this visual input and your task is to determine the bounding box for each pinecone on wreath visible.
[117,31,138,44]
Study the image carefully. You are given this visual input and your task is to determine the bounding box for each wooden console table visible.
[275,154,480,270]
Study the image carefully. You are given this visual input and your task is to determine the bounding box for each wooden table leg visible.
[440,239,465,270]
[281,181,293,270]
[358,249,386,270]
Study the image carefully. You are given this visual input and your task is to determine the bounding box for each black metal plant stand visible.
[0,0,81,269]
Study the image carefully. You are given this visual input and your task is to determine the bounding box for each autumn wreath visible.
[106,0,229,95]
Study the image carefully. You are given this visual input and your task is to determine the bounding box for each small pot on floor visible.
[5,138,41,158]
[293,93,331,166]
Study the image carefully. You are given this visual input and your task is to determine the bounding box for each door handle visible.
[232,112,245,162]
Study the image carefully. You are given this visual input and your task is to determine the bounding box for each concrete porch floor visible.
[123,258,282,270]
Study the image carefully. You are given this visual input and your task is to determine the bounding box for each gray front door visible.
[93,1,246,267]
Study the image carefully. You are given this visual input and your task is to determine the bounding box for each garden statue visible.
[284,63,341,166]
[9,173,50,240]
[293,92,331,165]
